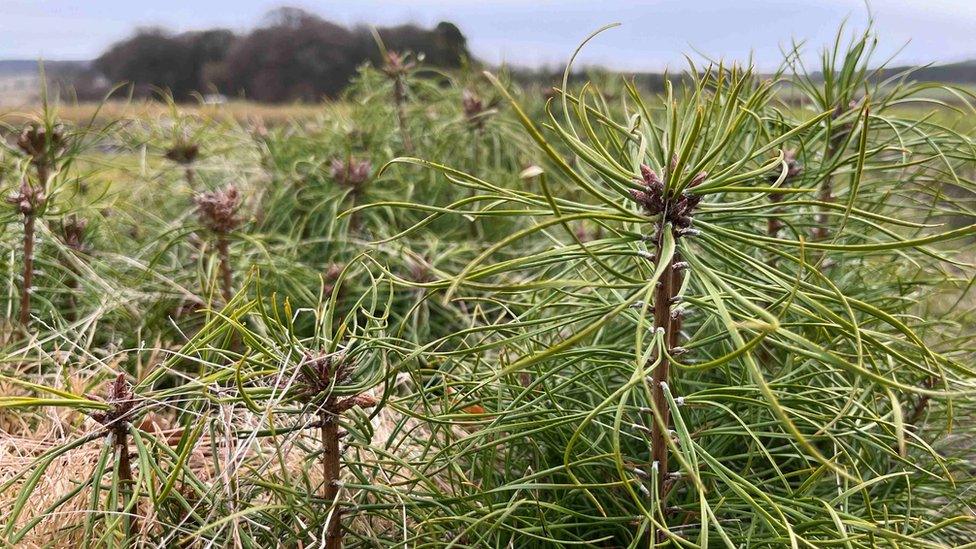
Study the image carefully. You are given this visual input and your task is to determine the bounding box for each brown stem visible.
[815,124,845,241]
[347,194,362,233]
[36,164,49,193]
[906,377,936,430]
[393,77,413,153]
[114,425,138,537]
[649,236,680,545]
[19,213,35,328]
[18,161,50,330]
[320,409,342,549]
[813,182,833,241]
[61,244,82,324]
[116,428,133,487]
[762,196,783,320]
[216,235,233,304]
[185,165,196,189]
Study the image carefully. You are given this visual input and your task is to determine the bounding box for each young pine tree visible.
[374,46,976,546]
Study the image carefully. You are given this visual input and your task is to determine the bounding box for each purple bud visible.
[60,215,89,252]
[330,158,373,188]
[462,89,485,119]
[165,142,200,165]
[639,164,661,186]
[6,180,44,215]
[195,184,242,233]
[629,189,652,206]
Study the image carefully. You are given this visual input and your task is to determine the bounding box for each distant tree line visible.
[86,7,469,102]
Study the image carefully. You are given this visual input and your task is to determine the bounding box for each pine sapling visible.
[462,89,493,135]
[194,184,242,304]
[166,140,201,189]
[814,101,856,240]
[461,88,497,170]
[249,121,273,171]
[7,180,42,329]
[330,157,372,230]
[298,352,378,549]
[322,262,344,299]
[8,123,66,329]
[58,215,89,323]
[382,51,416,153]
[89,373,139,537]
[460,88,499,237]
[330,158,372,191]
[628,159,704,543]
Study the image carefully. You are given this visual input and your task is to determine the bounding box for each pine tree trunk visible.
[19,214,35,328]
[649,233,681,545]
[321,410,343,549]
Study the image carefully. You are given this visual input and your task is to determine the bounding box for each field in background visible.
[4,78,976,129]
[0,74,41,107]
[1,99,334,126]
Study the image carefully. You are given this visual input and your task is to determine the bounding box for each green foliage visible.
[1,25,975,548]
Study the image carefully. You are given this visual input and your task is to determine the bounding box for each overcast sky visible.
[3,0,976,70]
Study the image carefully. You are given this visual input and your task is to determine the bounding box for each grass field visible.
[0,74,41,107]
[1,31,976,548]
[2,98,337,127]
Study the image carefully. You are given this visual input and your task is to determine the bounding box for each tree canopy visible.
[92,7,471,102]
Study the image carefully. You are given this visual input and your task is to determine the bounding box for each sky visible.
[3,0,976,71]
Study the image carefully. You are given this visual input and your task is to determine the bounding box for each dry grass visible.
[0,364,438,546]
